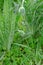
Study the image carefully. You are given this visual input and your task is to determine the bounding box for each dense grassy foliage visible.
[0,0,43,65]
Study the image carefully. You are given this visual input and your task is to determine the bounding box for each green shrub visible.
[0,0,43,65]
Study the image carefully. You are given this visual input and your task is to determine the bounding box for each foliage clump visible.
[0,0,43,65]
